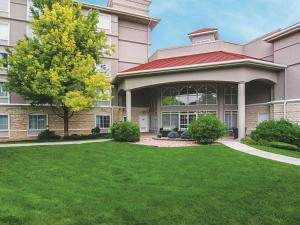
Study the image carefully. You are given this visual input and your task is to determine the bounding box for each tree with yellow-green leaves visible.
[2,0,112,136]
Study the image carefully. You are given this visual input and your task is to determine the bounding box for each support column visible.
[238,82,246,139]
[218,84,224,122]
[126,90,132,122]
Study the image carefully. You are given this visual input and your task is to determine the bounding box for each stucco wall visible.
[273,32,300,99]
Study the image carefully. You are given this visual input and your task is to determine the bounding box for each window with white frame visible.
[0,0,9,13]
[98,88,111,107]
[161,84,217,106]
[198,111,217,118]
[224,111,238,130]
[0,82,8,97]
[162,112,179,130]
[162,111,217,130]
[224,84,238,105]
[96,115,110,129]
[28,114,47,130]
[95,62,111,77]
[97,14,111,32]
[0,53,8,68]
[0,23,9,41]
[0,114,8,130]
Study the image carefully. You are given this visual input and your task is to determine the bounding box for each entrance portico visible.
[114,53,285,139]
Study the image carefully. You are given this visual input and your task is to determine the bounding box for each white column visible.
[126,90,132,122]
[238,82,246,139]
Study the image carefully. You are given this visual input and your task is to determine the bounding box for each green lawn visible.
[251,144,300,159]
[1,142,300,225]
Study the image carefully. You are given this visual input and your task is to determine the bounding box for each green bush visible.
[268,142,299,151]
[111,121,140,142]
[188,115,226,144]
[63,133,110,140]
[241,137,257,145]
[251,119,300,146]
[91,126,100,134]
[38,130,61,141]
[167,131,179,138]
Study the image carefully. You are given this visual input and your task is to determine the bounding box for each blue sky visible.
[84,0,300,53]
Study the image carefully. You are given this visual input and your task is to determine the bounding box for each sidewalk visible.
[220,140,300,166]
[0,139,111,148]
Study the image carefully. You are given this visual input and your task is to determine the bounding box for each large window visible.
[96,115,110,129]
[0,82,8,97]
[0,114,8,130]
[0,53,7,68]
[162,111,217,130]
[0,0,9,13]
[28,114,47,130]
[0,23,9,41]
[162,112,179,130]
[224,84,237,105]
[224,111,238,130]
[162,84,217,106]
[97,14,111,32]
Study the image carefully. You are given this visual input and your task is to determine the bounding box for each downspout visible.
[283,68,287,119]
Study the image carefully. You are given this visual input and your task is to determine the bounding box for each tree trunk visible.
[63,106,69,137]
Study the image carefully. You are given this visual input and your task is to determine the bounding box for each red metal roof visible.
[123,51,256,73]
[188,28,217,35]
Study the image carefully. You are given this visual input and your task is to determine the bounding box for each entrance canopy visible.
[113,51,286,91]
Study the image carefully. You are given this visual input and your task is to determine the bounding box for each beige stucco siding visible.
[150,41,244,61]
[273,32,300,99]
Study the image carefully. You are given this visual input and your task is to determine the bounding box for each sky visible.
[83,0,300,53]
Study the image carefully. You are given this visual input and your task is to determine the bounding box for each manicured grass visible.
[1,142,300,225]
[251,144,300,159]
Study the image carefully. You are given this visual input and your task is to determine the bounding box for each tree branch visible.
[50,105,64,119]
[68,111,75,119]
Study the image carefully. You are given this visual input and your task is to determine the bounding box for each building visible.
[0,0,300,140]
[0,0,159,139]
[114,24,300,139]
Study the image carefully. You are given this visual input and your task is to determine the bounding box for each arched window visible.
[188,86,197,105]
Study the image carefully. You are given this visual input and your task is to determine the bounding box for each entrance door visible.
[139,115,149,133]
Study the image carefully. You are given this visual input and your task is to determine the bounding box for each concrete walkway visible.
[220,140,300,166]
[0,139,111,148]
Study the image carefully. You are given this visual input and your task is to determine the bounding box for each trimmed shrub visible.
[188,115,226,144]
[251,119,300,146]
[268,142,299,151]
[63,133,110,140]
[167,131,179,139]
[38,130,61,141]
[91,126,100,134]
[240,137,257,145]
[180,131,192,139]
[240,137,269,146]
[111,121,140,142]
